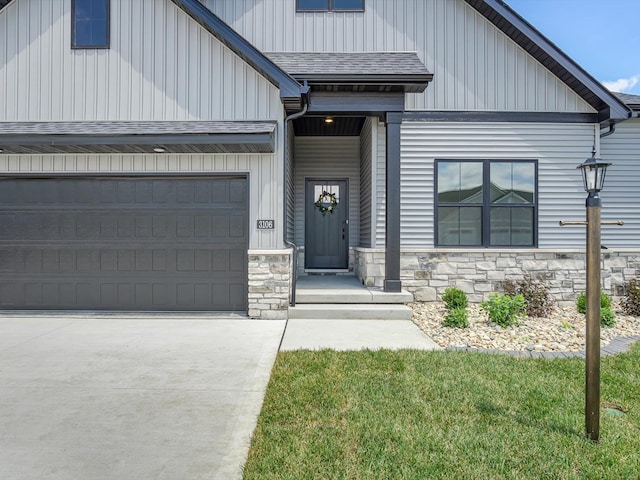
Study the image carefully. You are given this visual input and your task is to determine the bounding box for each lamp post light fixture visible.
[561,150,622,442]
[577,150,610,443]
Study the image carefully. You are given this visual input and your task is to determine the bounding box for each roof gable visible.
[0,0,306,111]
[169,0,307,110]
[464,0,631,122]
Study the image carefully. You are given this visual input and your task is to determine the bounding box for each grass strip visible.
[243,344,640,480]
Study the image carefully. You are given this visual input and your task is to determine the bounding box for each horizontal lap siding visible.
[294,137,360,247]
[209,0,594,113]
[396,122,596,248]
[0,153,282,249]
[601,119,640,248]
[375,121,386,247]
[359,118,373,248]
[0,0,281,121]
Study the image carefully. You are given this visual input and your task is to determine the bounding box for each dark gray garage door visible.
[0,176,248,311]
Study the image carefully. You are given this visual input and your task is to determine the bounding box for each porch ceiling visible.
[293,116,366,136]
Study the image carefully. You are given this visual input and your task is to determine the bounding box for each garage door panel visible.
[0,177,248,311]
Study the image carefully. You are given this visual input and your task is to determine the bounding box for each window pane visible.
[333,0,365,10]
[297,0,330,10]
[90,20,108,46]
[75,0,91,20]
[490,207,534,246]
[437,162,482,203]
[92,0,108,20]
[438,207,482,246]
[314,184,340,204]
[74,21,92,46]
[490,162,535,204]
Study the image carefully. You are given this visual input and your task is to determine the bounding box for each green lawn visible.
[243,344,640,480]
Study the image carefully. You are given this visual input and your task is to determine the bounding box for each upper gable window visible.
[72,0,110,49]
[297,0,364,12]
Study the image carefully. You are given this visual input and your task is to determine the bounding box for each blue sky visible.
[505,0,640,95]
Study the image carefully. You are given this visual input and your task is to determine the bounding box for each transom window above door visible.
[435,160,538,247]
[297,0,365,12]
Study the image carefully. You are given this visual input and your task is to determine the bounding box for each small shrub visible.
[576,291,616,327]
[441,287,468,311]
[621,278,640,316]
[504,276,554,318]
[441,306,469,329]
[601,306,616,328]
[481,293,526,328]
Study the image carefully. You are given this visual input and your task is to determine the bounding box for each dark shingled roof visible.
[0,121,276,136]
[266,52,431,77]
[265,52,432,93]
[0,0,13,10]
[614,92,640,109]
[0,121,277,155]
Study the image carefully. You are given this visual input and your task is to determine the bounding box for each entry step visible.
[296,288,413,304]
[288,304,413,321]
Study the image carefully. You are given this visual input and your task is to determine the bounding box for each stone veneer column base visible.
[248,249,291,319]
[354,247,640,305]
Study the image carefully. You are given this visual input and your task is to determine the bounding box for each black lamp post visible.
[577,150,611,443]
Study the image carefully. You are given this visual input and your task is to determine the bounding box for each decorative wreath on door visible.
[314,191,338,215]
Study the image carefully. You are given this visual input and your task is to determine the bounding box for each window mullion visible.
[483,160,491,247]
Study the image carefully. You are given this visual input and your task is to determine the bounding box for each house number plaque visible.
[257,220,275,230]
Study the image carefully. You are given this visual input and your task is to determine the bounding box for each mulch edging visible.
[446,335,640,358]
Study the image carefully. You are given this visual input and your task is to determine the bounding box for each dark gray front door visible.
[305,179,348,269]
[0,176,248,311]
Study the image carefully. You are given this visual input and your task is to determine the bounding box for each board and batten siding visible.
[206,0,594,113]
[0,0,282,121]
[375,122,598,249]
[0,153,284,250]
[293,137,360,247]
[601,118,640,248]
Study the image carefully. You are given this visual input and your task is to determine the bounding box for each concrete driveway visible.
[0,314,285,480]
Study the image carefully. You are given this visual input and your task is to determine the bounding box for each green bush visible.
[621,278,640,317]
[601,306,616,328]
[442,306,469,329]
[504,276,554,318]
[481,293,526,328]
[576,291,615,327]
[441,287,468,311]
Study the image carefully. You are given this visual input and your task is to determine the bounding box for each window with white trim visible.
[435,160,538,247]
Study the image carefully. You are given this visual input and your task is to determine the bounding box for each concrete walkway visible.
[0,314,285,480]
[280,319,441,351]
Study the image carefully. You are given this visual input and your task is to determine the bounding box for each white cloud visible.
[602,75,640,93]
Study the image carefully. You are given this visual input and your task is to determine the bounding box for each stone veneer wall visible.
[248,250,291,319]
[354,248,640,305]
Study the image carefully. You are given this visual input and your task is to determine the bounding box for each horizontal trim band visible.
[404,111,599,124]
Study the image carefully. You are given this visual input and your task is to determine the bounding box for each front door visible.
[305,179,349,269]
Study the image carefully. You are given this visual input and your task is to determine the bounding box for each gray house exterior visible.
[0,0,638,317]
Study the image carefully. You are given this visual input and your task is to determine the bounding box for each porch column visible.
[384,112,403,292]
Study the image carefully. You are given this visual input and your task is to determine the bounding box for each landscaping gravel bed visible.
[410,302,640,352]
